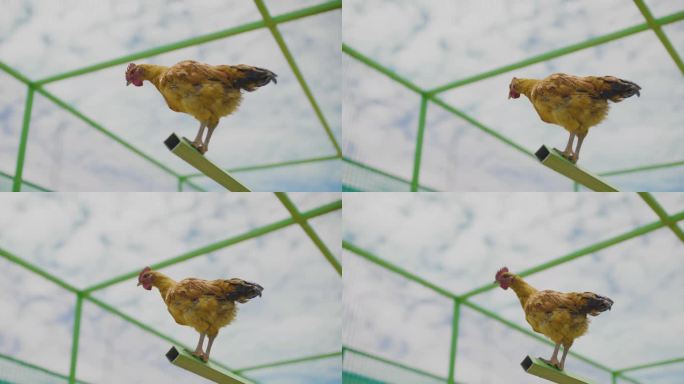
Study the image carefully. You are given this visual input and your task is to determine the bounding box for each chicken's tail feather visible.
[222,279,264,303]
[579,292,614,316]
[598,76,641,102]
[233,65,277,92]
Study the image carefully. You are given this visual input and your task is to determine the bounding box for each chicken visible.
[137,266,263,362]
[125,60,277,154]
[495,267,613,370]
[508,73,641,163]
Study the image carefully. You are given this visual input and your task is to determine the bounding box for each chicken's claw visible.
[192,351,208,362]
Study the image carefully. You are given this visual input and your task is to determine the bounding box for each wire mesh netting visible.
[342,192,684,383]
[0,0,341,192]
[0,192,341,384]
[342,0,684,192]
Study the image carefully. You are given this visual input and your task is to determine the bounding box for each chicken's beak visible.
[126,80,131,86]
[136,281,142,286]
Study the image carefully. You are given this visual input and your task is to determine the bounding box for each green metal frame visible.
[343,3,684,191]
[342,193,684,383]
[0,1,341,192]
[0,194,341,384]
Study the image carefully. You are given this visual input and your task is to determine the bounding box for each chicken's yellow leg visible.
[204,334,217,362]
[192,332,207,360]
[559,341,573,371]
[539,343,561,370]
[202,124,217,154]
[573,132,587,163]
[562,132,576,161]
[192,123,207,152]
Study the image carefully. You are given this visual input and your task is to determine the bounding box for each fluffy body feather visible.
[495,267,613,370]
[138,267,263,361]
[509,73,640,162]
[126,60,277,153]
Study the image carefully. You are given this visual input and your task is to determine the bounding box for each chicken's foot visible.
[558,342,573,371]
[562,132,576,162]
[573,132,587,164]
[192,123,207,154]
[202,124,217,154]
[539,343,562,370]
[192,332,207,361]
[204,334,217,362]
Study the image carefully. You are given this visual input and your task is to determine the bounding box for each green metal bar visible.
[0,246,79,293]
[633,0,684,75]
[68,293,83,384]
[616,356,684,373]
[639,193,684,242]
[612,372,617,384]
[343,157,439,192]
[35,1,340,85]
[235,351,341,373]
[535,145,619,192]
[0,169,51,192]
[342,44,425,94]
[447,299,460,384]
[184,155,339,179]
[0,61,34,85]
[227,155,339,174]
[462,211,684,299]
[426,10,684,94]
[430,97,534,158]
[36,87,183,180]
[164,133,250,192]
[411,95,428,192]
[275,193,341,275]
[521,356,593,384]
[0,352,91,384]
[84,200,341,293]
[12,86,34,192]
[599,159,684,177]
[343,347,448,382]
[166,346,254,384]
[254,0,342,157]
[343,241,458,299]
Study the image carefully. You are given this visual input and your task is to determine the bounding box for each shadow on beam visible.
[535,145,619,192]
[166,346,254,384]
[165,133,251,192]
[522,356,593,384]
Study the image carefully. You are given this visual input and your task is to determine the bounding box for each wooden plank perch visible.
[164,133,251,192]
[535,145,619,192]
[521,356,594,384]
[166,346,253,384]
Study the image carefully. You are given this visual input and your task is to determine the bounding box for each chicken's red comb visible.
[495,267,509,282]
[138,266,151,280]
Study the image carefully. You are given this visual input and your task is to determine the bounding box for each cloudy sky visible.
[0,0,340,191]
[342,193,684,383]
[0,193,341,384]
[343,0,684,191]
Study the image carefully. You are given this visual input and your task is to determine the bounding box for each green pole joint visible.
[633,0,684,75]
[638,193,684,242]
[275,193,342,275]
